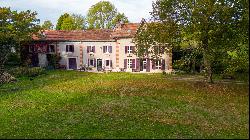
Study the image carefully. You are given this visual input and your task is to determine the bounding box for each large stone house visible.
[26,23,172,73]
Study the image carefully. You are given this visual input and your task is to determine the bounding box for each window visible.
[106,60,110,66]
[155,60,162,69]
[89,59,95,66]
[48,45,55,53]
[127,59,133,69]
[125,46,134,54]
[103,46,112,53]
[87,46,95,53]
[66,45,74,52]
[29,45,34,53]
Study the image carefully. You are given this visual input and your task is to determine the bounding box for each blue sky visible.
[1,0,156,26]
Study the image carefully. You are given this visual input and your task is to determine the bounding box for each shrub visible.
[0,72,16,84]
[8,67,46,78]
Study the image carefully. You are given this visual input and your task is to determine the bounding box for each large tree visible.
[0,7,41,77]
[41,20,54,30]
[72,14,86,30]
[56,13,86,30]
[56,13,70,30]
[134,0,248,83]
[86,1,129,29]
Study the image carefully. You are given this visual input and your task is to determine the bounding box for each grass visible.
[0,70,249,139]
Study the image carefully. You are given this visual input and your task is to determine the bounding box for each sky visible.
[1,0,156,26]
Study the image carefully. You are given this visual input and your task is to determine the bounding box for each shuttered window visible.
[66,45,74,52]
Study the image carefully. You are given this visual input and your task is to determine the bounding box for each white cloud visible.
[1,0,156,25]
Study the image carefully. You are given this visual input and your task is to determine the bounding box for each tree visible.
[56,13,70,30]
[60,16,75,30]
[72,14,86,30]
[86,1,129,29]
[0,7,41,78]
[41,20,53,30]
[112,13,129,25]
[134,0,248,83]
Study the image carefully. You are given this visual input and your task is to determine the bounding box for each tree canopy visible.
[56,13,86,30]
[86,1,129,29]
[41,20,53,30]
[0,7,41,76]
[134,0,249,83]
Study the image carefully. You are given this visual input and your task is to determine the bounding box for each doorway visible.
[68,58,77,70]
[97,59,102,71]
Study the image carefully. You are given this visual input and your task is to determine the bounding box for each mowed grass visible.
[0,70,249,139]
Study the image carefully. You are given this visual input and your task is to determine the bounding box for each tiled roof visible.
[111,23,140,38]
[33,29,113,41]
[33,23,140,41]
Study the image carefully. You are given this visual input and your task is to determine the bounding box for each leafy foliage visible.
[134,0,249,83]
[8,67,46,78]
[0,7,41,77]
[56,13,86,30]
[86,1,129,29]
[41,20,54,30]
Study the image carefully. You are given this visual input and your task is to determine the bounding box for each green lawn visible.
[0,70,249,139]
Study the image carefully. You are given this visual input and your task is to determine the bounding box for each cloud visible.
[1,0,155,25]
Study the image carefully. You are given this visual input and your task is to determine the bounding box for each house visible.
[25,23,173,73]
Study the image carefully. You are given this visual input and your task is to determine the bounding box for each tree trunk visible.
[202,38,213,83]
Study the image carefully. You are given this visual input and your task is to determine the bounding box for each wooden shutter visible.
[94,59,96,67]
[88,59,89,66]
[146,58,150,72]
[87,46,90,53]
[124,59,127,69]
[110,60,112,67]
[103,46,105,53]
[125,46,128,54]
[161,59,165,70]
[72,45,74,52]
[152,60,155,70]
[109,46,112,53]
[66,45,68,52]
[132,46,135,53]
[132,59,135,69]
[93,46,95,53]
[136,58,140,71]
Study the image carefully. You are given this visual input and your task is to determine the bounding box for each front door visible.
[97,59,102,71]
[140,59,147,71]
[68,58,77,70]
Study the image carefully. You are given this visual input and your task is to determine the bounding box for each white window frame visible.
[156,60,161,69]
[127,59,133,69]
[103,46,108,53]
[127,46,133,54]
[105,59,111,67]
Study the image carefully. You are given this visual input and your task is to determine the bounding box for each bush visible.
[0,72,16,84]
[8,67,46,78]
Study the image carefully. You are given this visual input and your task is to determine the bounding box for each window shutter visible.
[66,45,68,52]
[136,58,140,71]
[110,60,112,68]
[103,46,105,53]
[93,46,95,53]
[124,59,127,69]
[125,46,128,54]
[88,59,89,66]
[132,46,135,53]
[87,46,90,53]
[132,59,135,69]
[152,60,156,70]
[72,45,74,52]
[109,46,112,53]
[94,59,96,67]
[161,59,165,70]
[146,58,150,72]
